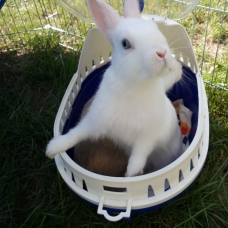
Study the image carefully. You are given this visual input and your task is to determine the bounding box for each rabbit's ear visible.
[86,0,120,43]
[124,0,141,18]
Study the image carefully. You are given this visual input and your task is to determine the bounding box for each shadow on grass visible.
[0,34,228,228]
[0,34,88,227]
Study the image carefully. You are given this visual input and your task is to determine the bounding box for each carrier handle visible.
[97,196,132,222]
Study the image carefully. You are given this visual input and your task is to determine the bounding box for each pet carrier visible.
[52,0,209,222]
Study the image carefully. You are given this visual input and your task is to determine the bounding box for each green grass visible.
[182,0,228,89]
[1,0,228,227]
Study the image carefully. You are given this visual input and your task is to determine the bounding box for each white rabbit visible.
[46,0,183,177]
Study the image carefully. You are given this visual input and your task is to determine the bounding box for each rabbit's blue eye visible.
[122,39,131,49]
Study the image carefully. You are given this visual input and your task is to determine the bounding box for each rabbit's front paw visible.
[125,159,143,177]
[125,166,144,177]
[46,135,67,159]
[125,151,147,177]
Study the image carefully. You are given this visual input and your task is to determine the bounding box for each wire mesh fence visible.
[0,0,89,53]
[0,0,227,103]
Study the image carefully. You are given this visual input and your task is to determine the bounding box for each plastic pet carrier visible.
[52,0,209,221]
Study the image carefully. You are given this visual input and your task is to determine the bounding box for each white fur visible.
[46,0,183,177]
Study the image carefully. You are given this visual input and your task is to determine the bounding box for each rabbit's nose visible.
[156,51,165,59]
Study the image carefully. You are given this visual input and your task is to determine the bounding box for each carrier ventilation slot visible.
[190,159,194,171]
[71,90,75,100]
[148,185,155,197]
[76,82,79,91]
[103,186,127,193]
[71,172,75,183]
[109,51,112,59]
[179,52,184,62]
[179,169,184,182]
[79,74,83,84]
[83,180,88,191]
[187,60,191,68]
[164,179,171,191]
